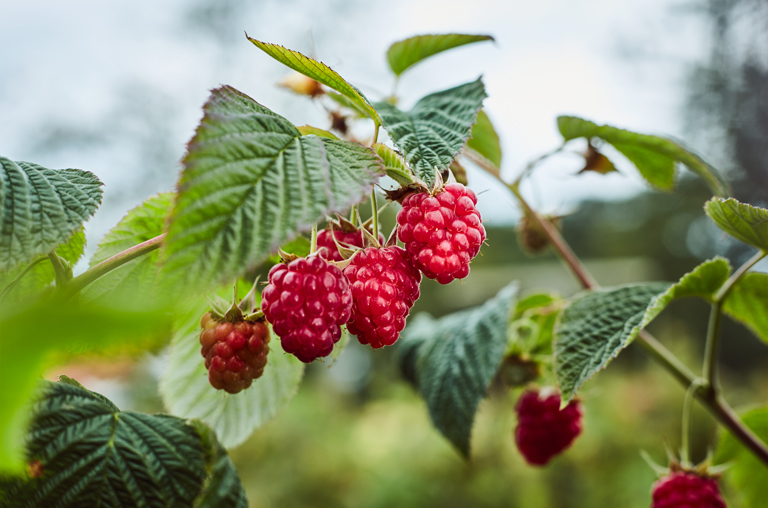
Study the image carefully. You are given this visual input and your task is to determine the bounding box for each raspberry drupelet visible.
[343,246,422,348]
[199,313,270,394]
[514,389,583,466]
[261,255,352,363]
[396,183,486,284]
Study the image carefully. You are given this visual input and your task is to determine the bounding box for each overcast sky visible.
[0,0,715,262]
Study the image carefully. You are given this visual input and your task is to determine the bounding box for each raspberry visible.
[651,471,726,508]
[199,312,270,394]
[396,183,486,284]
[261,255,353,363]
[317,228,384,262]
[514,389,583,465]
[343,246,422,348]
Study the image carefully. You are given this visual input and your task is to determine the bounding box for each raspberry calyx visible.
[343,245,422,348]
[514,388,583,466]
[396,182,486,284]
[317,219,385,262]
[261,254,353,363]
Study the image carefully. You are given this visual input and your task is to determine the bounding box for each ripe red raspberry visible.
[514,389,583,465]
[261,255,352,363]
[317,228,384,262]
[651,471,726,508]
[199,313,270,394]
[343,246,422,348]
[396,183,485,284]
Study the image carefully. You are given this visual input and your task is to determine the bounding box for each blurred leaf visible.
[247,36,381,125]
[705,197,768,251]
[0,229,85,300]
[466,109,502,169]
[267,237,311,265]
[386,34,494,76]
[0,299,171,473]
[723,273,768,344]
[372,143,415,186]
[0,157,103,271]
[296,125,338,139]
[162,86,383,292]
[160,297,305,449]
[397,282,518,456]
[554,283,672,402]
[557,116,730,197]
[715,406,768,507]
[326,91,368,119]
[81,193,172,304]
[190,421,249,508]
[376,78,486,186]
[507,292,562,356]
[4,377,208,507]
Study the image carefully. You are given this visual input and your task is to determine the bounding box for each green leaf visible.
[465,109,502,169]
[0,157,103,271]
[705,197,768,251]
[81,193,172,304]
[160,297,305,449]
[162,86,384,292]
[507,292,562,356]
[715,406,768,507]
[0,229,85,300]
[296,125,338,139]
[723,273,768,344]
[0,300,172,473]
[326,92,368,119]
[387,34,494,76]
[397,282,518,456]
[8,377,209,507]
[372,143,415,185]
[190,421,249,508]
[554,283,672,402]
[556,116,730,197]
[375,78,487,186]
[246,36,382,125]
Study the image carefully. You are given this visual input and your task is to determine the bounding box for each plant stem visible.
[64,234,165,297]
[702,303,723,389]
[47,252,69,286]
[371,190,379,240]
[310,223,318,254]
[681,378,705,466]
[714,250,766,303]
[372,122,380,146]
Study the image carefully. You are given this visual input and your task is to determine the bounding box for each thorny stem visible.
[499,150,768,467]
[63,234,165,298]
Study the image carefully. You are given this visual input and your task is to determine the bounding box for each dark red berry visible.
[514,389,583,466]
[343,246,422,348]
[261,255,353,363]
[199,312,270,394]
[396,183,486,284]
[651,471,726,508]
[317,228,384,262]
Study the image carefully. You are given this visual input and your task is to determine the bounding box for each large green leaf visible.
[81,193,172,304]
[556,116,729,197]
[161,297,305,449]
[0,300,172,473]
[162,86,384,291]
[554,283,672,402]
[3,377,215,508]
[397,282,518,456]
[723,272,768,344]
[246,36,381,125]
[715,406,768,507]
[372,143,415,185]
[465,109,502,169]
[375,79,486,186]
[189,421,249,508]
[705,198,768,251]
[0,229,85,300]
[387,34,494,76]
[0,157,103,271]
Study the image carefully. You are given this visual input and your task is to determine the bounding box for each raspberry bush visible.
[1,27,767,508]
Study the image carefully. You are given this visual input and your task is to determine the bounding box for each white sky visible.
[0,0,715,259]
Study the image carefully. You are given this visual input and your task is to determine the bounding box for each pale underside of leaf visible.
[0,157,103,271]
[387,33,494,76]
[375,78,487,186]
[705,197,768,251]
[246,36,381,125]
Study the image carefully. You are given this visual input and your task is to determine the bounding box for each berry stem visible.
[310,223,318,254]
[372,122,380,146]
[370,190,379,241]
[681,378,705,467]
[47,251,70,286]
[63,233,166,298]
